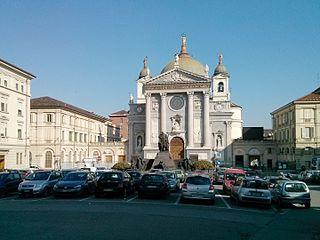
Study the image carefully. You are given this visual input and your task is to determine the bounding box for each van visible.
[223,168,246,194]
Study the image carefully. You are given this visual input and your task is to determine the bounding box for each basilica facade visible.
[128,36,243,166]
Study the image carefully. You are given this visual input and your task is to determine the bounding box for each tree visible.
[112,162,131,171]
[193,160,214,170]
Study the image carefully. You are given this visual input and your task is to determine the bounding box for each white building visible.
[0,58,35,170]
[30,96,126,169]
[128,36,243,166]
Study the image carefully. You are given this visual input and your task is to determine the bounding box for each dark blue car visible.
[0,170,23,197]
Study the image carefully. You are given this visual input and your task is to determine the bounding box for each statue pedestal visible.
[152,151,176,170]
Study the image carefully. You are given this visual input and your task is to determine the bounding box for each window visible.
[4,80,7,87]
[84,134,87,143]
[218,82,224,92]
[21,85,24,93]
[20,153,22,164]
[18,129,22,139]
[45,151,53,168]
[1,102,7,112]
[69,131,73,142]
[301,127,313,139]
[47,114,52,122]
[16,153,19,165]
[18,109,22,116]
[16,83,19,90]
[61,131,65,141]
[74,132,78,142]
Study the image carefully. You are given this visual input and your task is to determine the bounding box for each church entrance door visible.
[170,137,184,160]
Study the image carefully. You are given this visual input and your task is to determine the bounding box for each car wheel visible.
[180,196,185,203]
[305,203,311,208]
[235,197,241,206]
[123,188,127,198]
[43,187,50,197]
[209,198,215,205]
[278,198,284,208]
[138,192,143,199]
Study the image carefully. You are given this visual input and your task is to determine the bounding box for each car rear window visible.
[285,183,307,192]
[142,175,164,183]
[186,176,210,185]
[242,180,268,189]
[63,172,87,181]
[225,173,245,181]
[100,173,122,180]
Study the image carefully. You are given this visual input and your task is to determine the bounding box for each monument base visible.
[152,151,176,170]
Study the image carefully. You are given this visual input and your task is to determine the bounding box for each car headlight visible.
[74,185,82,189]
[53,184,58,190]
[261,192,270,197]
[34,184,43,190]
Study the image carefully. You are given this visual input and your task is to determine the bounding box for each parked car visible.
[160,171,180,192]
[212,171,224,185]
[174,169,185,183]
[127,170,142,190]
[18,170,62,197]
[271,180,311,208]
[180,173,215,204]
[231,177,271,208]
[138,173,170,199]
[95,170,134,198]
[263,175,290,189]
[149,169,162,173]
[223,168,246,194]
[53,171,96,197]
[0,170,23,197]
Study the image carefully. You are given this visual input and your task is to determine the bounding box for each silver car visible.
[18,170,62,197]
[160,171,180,192]
[180,173,215,204]
[271,180,311,208]
[231,177,272,208]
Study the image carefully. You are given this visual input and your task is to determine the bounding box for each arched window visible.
[45,151,53,168]
[218,82,224,92]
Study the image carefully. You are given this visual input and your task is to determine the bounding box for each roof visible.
[109,110,129,117]
[31,96,108,122]
[271,87,320,115]
[0,58,36,79]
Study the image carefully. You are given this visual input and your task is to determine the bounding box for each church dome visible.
[160,35,207,77]
[213,54,228,76]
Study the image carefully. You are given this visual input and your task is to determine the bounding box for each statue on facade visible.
[158,132,169,152]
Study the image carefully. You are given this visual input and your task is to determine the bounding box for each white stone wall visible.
[0,61,33,169]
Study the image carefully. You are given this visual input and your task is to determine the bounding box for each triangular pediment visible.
[145,69,210,86]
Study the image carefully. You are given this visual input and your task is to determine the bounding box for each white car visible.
[231,177,271,208]
[180,173,215,204]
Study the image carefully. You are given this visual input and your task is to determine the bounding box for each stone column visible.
[145,93,151,147]
[203,91,210,147]
[187,92,194,147]
[160,93,167,133]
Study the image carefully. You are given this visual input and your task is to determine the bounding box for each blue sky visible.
[1,0,319,128]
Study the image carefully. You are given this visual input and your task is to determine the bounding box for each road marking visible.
[78,196,93,202]
[31,196,52,202]
[216,194,231,209]
[126,195,137,202]
[174,195,181,205]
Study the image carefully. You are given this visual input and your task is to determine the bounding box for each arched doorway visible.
[170,137,184,160]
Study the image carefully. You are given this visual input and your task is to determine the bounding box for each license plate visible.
[147,186,157,188]
[23,189,32,193]
[103,189,113,192]
[251,192,261,196]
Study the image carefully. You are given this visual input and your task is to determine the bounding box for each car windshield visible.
[226,173,244,181]
[186,176,211,185]
[162,172,175,179]
[63,172,87,181]
[96,171,105,178]
[26,172,50,181]
[142,175,164,183]
[285,183,307,192]
[242,180,268,189]
[100,173,122,180]
[0,173,9,181]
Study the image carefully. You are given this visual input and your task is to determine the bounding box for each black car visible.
[53,171,96,197]
[138,173,170,199]
[127,170,142,190]
[0,170,23,197]
[95,170,134,198]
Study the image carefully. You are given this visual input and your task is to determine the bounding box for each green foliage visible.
[193,160,214,170]
[111,162,131,170]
